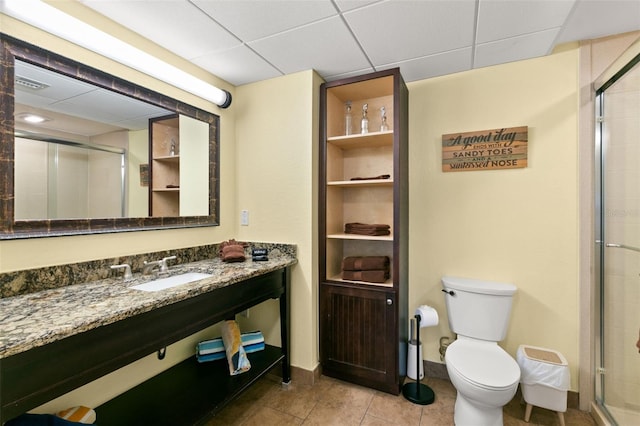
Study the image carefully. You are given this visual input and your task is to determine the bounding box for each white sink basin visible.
[130,272,213,292]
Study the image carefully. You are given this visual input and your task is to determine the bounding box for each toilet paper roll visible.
[415,305,439,328]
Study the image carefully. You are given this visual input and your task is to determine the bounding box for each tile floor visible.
[207,374,596,426]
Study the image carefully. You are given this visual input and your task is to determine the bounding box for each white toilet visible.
[441,276,521,426]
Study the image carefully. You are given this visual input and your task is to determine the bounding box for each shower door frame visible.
[594,52,640,426]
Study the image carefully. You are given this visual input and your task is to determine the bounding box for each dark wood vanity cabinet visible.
[0,268,290,425]
[318,68,408,394]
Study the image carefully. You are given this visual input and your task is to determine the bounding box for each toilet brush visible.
[402,314,435,405]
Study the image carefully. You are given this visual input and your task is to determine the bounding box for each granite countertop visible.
[0,248,296,359]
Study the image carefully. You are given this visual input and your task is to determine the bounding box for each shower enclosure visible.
[595,54,640,426]
[14,135,125,220]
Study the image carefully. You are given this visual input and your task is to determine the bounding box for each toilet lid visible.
[447,340,520,390]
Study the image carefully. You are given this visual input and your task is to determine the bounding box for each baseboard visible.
[291,364,321,385]
[266,363,321,386]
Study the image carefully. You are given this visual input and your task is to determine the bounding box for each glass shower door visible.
[596,57,640,426]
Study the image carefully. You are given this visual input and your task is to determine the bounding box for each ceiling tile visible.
[55,89,155,124]
[322,66,378,83]
[386,48,473,82]
[476,0,575,44]
[249,16,371,77]
[474,28,560,69]
[15,61,96,102]
[191,45,283,86]
[81,0,240,59]
[58,0,640,87]
[191,0,337,42]
[344,0,477,66]
[334,0,381,13]
[556,0,640,44]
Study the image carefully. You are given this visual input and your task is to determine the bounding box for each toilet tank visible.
[441,276,517,342]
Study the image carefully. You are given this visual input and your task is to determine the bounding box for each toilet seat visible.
[447,339,520,390]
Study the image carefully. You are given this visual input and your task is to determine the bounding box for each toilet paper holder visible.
[403,305,438,405]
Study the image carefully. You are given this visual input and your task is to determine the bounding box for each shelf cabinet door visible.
[320,283,399,394]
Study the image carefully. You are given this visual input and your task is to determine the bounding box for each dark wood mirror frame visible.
[0,34,220,239]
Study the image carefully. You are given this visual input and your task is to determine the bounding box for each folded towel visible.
[341,256,390,271]
[345,222,390,230]
[222,246,246,262]
[344,222,391,236]
[350,174,391,181]
[197,331,264,356]
[56,407,96,424]
[342,270,390,283]
[197,341,265,363]
[220,320,251,375]
[219,239,248,262]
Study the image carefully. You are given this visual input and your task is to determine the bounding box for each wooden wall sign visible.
[442,126,528,172]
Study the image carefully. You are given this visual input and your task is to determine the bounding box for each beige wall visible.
[407,49,581,390]
[233,70,320,372]
[127,129,150,217]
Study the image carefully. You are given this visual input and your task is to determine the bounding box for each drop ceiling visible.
[14,61,173,137]
[78,0,640,87]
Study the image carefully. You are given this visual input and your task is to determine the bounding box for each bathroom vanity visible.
[0,244,295,425]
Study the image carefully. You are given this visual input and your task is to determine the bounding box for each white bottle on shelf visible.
[361,103,369,134]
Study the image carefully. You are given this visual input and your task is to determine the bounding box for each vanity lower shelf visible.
[95,345,284,426]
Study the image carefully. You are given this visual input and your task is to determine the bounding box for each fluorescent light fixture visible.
[0,0,232,108]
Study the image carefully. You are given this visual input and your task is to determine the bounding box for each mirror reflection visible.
[13,59,204,220]
[15,132,126,220]
[0,34,220,238]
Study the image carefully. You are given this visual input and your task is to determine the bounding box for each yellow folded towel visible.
[56,406,96,424]
[220,320,251,375]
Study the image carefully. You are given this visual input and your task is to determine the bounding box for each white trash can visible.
[516,345,570,426]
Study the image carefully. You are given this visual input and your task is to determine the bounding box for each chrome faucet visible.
[143,255,177,275]
[111,263,133,281]
[143,260,162,275]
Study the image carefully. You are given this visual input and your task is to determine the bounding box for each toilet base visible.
[454,393,503,426]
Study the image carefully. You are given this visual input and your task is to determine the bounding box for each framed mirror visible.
[0,34,220,239]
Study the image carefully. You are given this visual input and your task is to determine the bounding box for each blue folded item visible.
[196,341,265,363]
[6,414,93,426]
[196,330,264,363]
[197,330,264,355]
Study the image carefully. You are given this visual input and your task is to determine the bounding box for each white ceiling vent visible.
[15,76,50,90]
